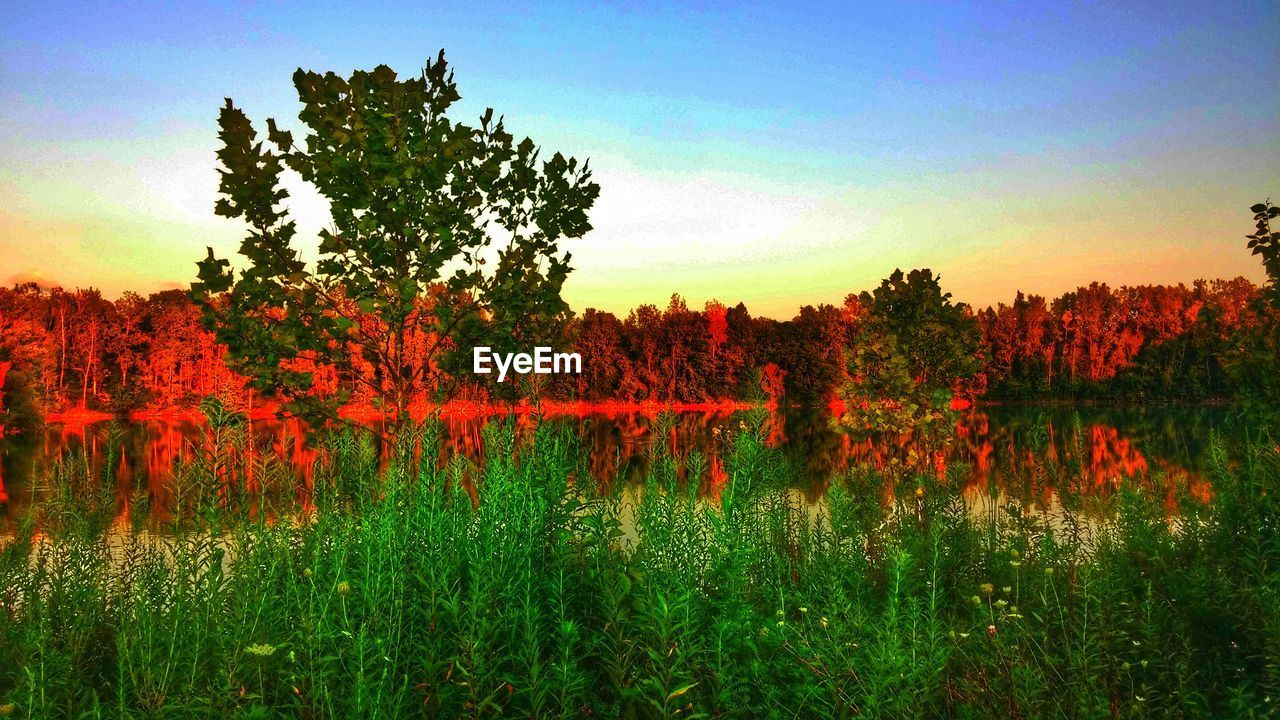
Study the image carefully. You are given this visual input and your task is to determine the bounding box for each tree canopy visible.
[838,269,982,435]
[193,51,599,427]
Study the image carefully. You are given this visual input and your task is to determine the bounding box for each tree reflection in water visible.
[0,406,1231,525]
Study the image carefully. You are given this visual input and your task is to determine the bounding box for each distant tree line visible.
[1,270,1274,432]
[979,277,1263,401]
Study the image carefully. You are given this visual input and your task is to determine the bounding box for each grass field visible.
[1,415,1277,718]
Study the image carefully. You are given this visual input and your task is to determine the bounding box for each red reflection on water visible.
[1086,425,1148,488]
[46,406,115,425]
[0,408,1215,525]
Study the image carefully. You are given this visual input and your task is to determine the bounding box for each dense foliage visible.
[978,277,1265,402]
[2,273,1274,431]
[1,417,1276,717]
[838,269,981,435]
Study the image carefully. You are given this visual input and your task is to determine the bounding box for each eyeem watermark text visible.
[472,347,582,383]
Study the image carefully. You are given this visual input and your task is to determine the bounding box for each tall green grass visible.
[0,416,1276,718]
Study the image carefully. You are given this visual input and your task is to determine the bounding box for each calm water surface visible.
[0,406,1235,524]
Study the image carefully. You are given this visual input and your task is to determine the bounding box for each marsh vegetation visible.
[1,411,1276,718]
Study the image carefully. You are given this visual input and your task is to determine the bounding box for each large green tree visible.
[837,268,982,435]
[193,52,599,427]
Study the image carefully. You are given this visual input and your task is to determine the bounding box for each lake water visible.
[0,406,1234,524]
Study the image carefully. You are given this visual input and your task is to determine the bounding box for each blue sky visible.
[2,1,1277,316]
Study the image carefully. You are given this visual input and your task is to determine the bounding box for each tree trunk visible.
[57,306,66,403]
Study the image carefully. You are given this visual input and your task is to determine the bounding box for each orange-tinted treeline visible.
[979,277,1261,400]
[0,276,1266,428]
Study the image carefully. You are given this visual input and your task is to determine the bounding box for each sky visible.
[1,1,1277,318]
